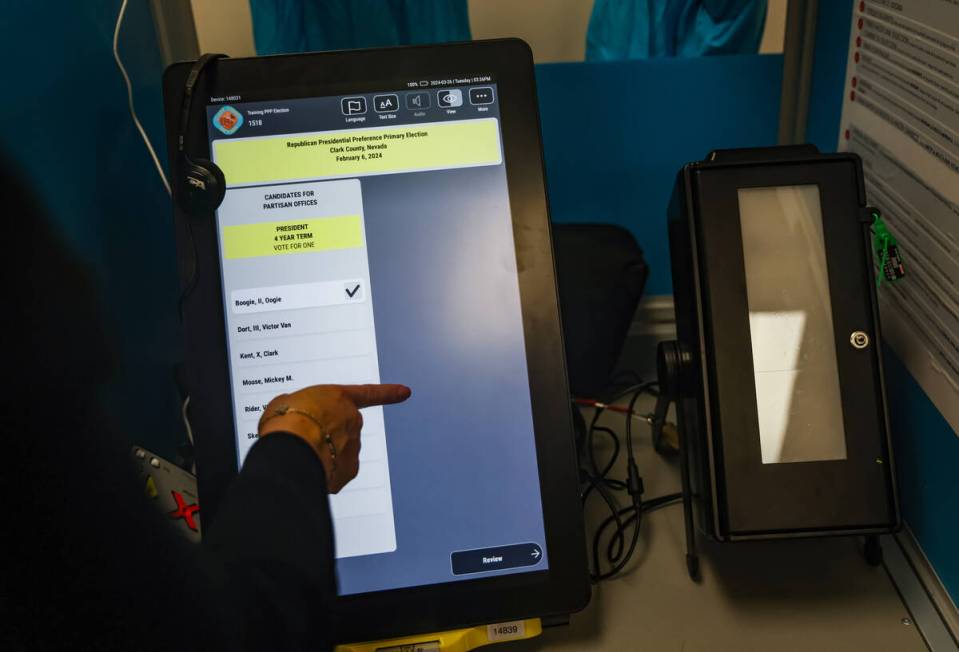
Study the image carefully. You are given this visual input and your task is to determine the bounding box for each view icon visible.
[437,89,463,108]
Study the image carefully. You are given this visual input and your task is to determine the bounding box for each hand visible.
[257,384,411,493]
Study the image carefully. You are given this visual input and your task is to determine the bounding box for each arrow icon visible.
[531,549,541,559]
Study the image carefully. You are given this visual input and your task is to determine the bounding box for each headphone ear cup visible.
[177,157,226,215]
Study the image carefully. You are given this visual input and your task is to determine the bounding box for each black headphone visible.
[176,53,228,215]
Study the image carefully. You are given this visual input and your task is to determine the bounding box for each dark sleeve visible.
[203,433,338,651]
[6,167,337,651]
[4,416,337,652]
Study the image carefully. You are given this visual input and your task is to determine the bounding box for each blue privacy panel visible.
[535,54,784,295]
[886,351,959,601]
[0,2,182,458]
[792,0,959,604]
[805,0,853,152]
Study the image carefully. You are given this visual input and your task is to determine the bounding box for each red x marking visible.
[168,491,200,532]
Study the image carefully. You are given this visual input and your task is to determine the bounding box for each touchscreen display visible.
[206,78,548,595]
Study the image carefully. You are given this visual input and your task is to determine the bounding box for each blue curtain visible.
[586,0,767,60]
[250,0,472,55]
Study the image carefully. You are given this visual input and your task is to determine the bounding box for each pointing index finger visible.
[340,384,412,408]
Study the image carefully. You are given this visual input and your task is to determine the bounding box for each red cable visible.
[573,398,648,419]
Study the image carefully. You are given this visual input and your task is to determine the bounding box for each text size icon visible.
[341,97,367,116]
[373,94,399,112]
[437,89,463,108]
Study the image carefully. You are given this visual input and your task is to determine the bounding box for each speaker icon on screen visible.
[406,92,431,110]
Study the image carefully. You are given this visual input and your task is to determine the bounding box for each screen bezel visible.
[162,39,589,642]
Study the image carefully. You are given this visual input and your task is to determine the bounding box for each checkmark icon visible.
[345,284,361,298]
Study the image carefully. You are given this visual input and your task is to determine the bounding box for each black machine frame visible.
[659,146,900,577]
[162,40,589,642]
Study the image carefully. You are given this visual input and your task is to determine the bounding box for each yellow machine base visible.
[336,618,542,652]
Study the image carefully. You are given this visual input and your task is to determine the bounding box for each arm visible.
[4,385,407,652]
[203,434,337,651]
[197,383,412,650]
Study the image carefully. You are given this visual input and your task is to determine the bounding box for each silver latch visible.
[850,331,870,349]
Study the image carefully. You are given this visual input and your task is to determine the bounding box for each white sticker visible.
[486,620,525,642]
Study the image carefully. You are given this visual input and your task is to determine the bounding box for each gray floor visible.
[502,396,926,651]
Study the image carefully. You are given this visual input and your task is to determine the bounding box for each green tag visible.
[871,210,905,288]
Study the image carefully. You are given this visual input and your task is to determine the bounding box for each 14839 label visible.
[486,620,526,642]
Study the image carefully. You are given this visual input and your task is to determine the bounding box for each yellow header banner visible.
[213,119,502,187]
[222,215,362,259]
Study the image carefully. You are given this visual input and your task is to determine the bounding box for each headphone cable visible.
[115,0,198,467]
[113,0,172,197]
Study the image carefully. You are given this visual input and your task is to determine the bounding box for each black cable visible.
[595,428,626,490]
[608,368,644,386]
[584,474,626,576]
[585,380,657,489]
[578,379,679,582]
[593,493,683,555]
[645,492,683,510]
[607,381,659,404]
[592,388,646,580]
[178,215,200,323]
[593,503,641,581]
[591,493,683,580]
[624,388,645,452]
[586,426,624,493]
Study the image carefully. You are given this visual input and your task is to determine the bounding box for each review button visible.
[450,542,543,575]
